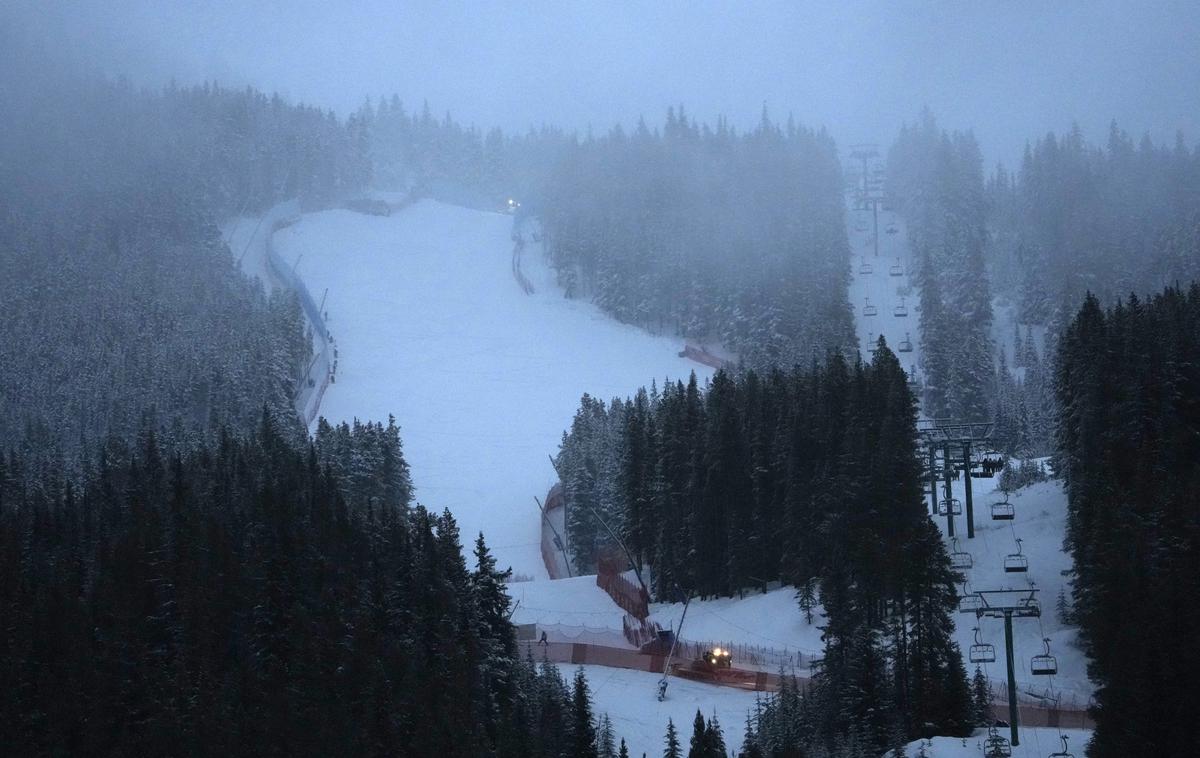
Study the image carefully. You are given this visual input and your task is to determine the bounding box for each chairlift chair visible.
[858,260,873,275]
[889,259,903,277]
[893,297,908,317]
[985,727,1013,758]
[898,332,914,353]
[938,498,963,516]
[862,298,878,316]
[1049,735,1074,758]
[1004,538,1029,573]
[958,587,983,614]
[949,538,973,570]
[969,627,996,664]
[1031,637,1058,675]
[1019,595,1042,616]
[886,225,899,235]
[991,495,1015,521]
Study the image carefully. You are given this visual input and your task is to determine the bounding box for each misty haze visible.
[1,2,1198,756]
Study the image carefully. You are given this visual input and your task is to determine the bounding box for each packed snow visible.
[900,728,1091,757]
[273,201,713,578]
[847,203,922,377]
[557,663,760,758]
[935,473,1094,709]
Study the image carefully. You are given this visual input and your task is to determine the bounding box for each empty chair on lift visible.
[991,494,1015,520]
[938,497,963,516]
[898,332,914,353]
[893,297,909,317]
[949,537,972,570]
[858,259,873,275]
[984,728,1012,758]
[969,626,996,664]
[957,589,983,615]
[889,258,903,276]
[1018,592,1042,616]
[1004,538,1029,573]
[1049,735,1074,758]
[862,298,878,316]
[1031,637,1058,675]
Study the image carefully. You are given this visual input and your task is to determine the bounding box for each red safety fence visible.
[517,640,781,693]
[597,556,649,620]
[623,614,662,648]
[540,483,571,579]
[678,343,732,370]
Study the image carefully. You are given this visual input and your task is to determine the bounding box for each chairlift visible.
[1049,735,1074,758]
[1031,637,1058,675]
[949,538,973,570]
[958,585,983,614]
[889,259,903,277]
[938,498,963,516]
[1019,594,1042,616]
[985,727,1013,758]
[858,260,874,275]
[969,626,996,664]
[862,298,878,316]
[991,493,1015,521]
[1004,538,1028,573]
[893,297,909,317]
[898,332,914,353]
[886,225,899,235]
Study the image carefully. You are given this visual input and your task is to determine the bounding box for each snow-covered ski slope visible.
[556,664,759,758]
[847,204,922,378]
[273,201,712,578]
[936,473,1093,708]
[900,729,1092,757]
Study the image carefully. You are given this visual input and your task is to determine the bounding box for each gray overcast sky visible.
[13,0,1200,167]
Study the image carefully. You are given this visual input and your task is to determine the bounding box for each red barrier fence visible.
[517,640,780,692]
[540,483,570,579]
[597,556,649,620]
[678,343,731,370]
[518,636,1094,720]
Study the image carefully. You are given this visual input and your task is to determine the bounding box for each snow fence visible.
[264,204,334,428]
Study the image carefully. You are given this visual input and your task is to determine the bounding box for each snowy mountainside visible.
[273,200,713,578]
[937,473,1094,708]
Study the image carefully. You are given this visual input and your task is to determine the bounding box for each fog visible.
[11,0,1199,166]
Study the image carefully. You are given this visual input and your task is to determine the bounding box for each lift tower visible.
[917,420,993,539]
[848,144,884,258]
[972,589,1042,747]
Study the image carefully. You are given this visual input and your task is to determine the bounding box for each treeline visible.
[0,41,373,470]
[987,124,1200,459]
[0,188,312,476]
[0,410,620,756]
[558,344,973,753]
[358,95,572,212]
[540,108,855,370]
[1056,284,1200,757]
[737,669,992,758]
[887,110,994,424]
[991,123,1200,324]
